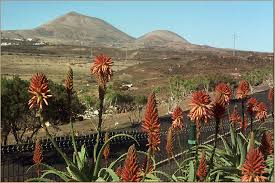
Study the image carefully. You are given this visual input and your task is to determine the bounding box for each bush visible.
[1,76,85,144]
[44,80,86,124]
[133,95,147,106]
[242,66,273,86]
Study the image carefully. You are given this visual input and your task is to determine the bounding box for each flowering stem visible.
[97,85,105,132]
[38,109,70,166]
[94,85,105,162]
[68,95,78,154]
[241,99,245,134]
[250,115,253,132]
[195,121,199,173]
[142,148,152,181]
[208,117,220,176]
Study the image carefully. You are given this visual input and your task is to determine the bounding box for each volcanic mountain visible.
[134,30,198,50]
[1,11,135,46]
[1,11,229,52]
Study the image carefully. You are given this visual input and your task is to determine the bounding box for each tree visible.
[1,76,86,145]
[1,76,29,144]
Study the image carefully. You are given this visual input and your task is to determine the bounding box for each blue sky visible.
[1,1,273,52]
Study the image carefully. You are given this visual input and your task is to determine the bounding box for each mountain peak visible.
[63,11,87,17]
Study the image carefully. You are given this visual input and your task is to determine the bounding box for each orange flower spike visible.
[236,80,250,99]
[103,132,110,161]
[116,166,123,178]
[241,147,267,182]
[90,54,113,86]
[33,139,43,176]
[253,102,268,122]
[229,106,241,125]
[246,97,258,116]
[240,114,248,131]
[141,157,154,174]
[188,90,214,123]
[166,126,175,159]
[196,151,207,181]
[65,66,73,96]
[268,87,274,103]
[142,93,160,153]
[172,106,184,130]
[259,132,273,157]
[120,144,141,182]
[215,82,232,106]
[28,73,52,110]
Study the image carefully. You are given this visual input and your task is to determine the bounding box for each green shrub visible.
[242,66,273,86]
[1,76,85,144]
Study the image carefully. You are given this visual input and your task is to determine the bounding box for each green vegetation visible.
[242,65,273,86]
[1,75,85,144]
[168,73,236,98]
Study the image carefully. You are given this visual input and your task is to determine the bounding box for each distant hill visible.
[134,30,201,50]
[1,11,135,47]
[1,11,269,54]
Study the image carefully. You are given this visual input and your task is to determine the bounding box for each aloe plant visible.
[27,133,139,182]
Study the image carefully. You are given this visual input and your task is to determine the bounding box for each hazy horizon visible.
[1,1,273,52]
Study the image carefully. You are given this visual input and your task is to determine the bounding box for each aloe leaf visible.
[219,135,233,155]
[98,168,120,181]
[25,177,54,182]
[40,170,70,182]
[239,132,248,142]
[215,172,220,182]
[211,166,241,175]
[145,173,160,181]
[223,175,241,181]
[67,164,89,182]
[96,177,105,182]
[229,124,237,150]
[150,170,173,182]
[171,174,178,181]
[174,176,186,181]
[93,133,139,178]
[187,161,195,182]
[236,134,246,168]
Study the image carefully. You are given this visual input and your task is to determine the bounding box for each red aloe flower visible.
[141,157,154,174]
[172,106,184,130]
[241,147,267,182]
[229,106,241,126]
[236,80,250,99]
[103,132,110,161]
[90,54,113,86]
[33,139,43,176]
[166,126,175,159]
[28,73,52,110]
[65,66,73,96]
[240,114,248,131]
[120,144,141,182]
[196,151,207,181]
[215,82,232,106]
[246,97,258,117]
[253,102,268,122]
[268,87,274,103]
[259,132,273,157]
[116,166,123,178]
[188,90,213,123]
[142,93,160,154]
